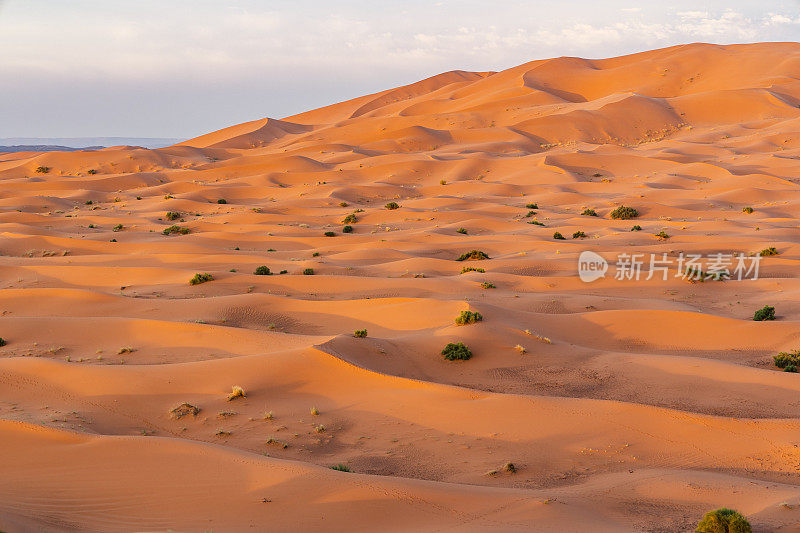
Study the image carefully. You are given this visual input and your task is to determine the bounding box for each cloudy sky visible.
[2,0,799,140]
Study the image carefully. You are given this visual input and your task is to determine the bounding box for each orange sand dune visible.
[2,42,800,531]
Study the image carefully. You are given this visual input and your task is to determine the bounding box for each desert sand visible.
[1,42,800,531]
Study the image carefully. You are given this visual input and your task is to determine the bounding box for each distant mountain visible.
[0,137,182,150]
[0,145,104,153]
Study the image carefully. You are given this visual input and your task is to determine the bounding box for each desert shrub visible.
[112,224,123,232]
[310,406,319,415]
[456,250,489,261]
[785,365,798,373]
[303,268,314,275]
[110,238,117,242]
[442,342,472,361]
[742,206,754,214]
[760,247,779,256]
[461,266,485,274]
[217,198,227,204]
[227,385,246,400]
[480,282,495,289]
[655,231,669,239]
[581,208,597,216]
[170,402,200,419]
[525,203,538,209]
[385,201,400,210]
[631,225,642,231]
[330,464,351,472]
[696,508,751,533]
[163,225,190,235]
[457,227,468,234]
[253,265,271,275]
[753,305,775,321]
[553,232,565,240]
[572,231,586,239]
[324,231,336,237]
[501,462,516,473]
[87,169,97,175]
[0,338,6,347]
[35,166,50,174]
[166,211,181,221]
[455,310,483,325]
[610,206,639,219]
[342,214,358,224]
[312,252,319,257]
[85,200,93,205]
[354,329,367,338]
[189,273,214,285]
[528,220,545,226]
[774,350,800,369]
[440,179,447,185]
[524,210,536,218]
[342,225,353,233]
[279,269,288,274]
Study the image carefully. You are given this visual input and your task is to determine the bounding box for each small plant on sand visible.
[324,231,336,237]
[163,225,190,235]
[785,365,798,373]
[461,266,485,274]
[742,206,754,214]
[655,231,670,239]
[0,338,5,347]
[330,464,351,472]
[696,508,751,533]
[480,281,495,289]
[753,305,775,321]
[528,220,545,226]
[189,273,214,285]
[456,250,489,261]
[572,231,586,239]
[303,268,315,275]
[760,246,779,256]
[227,385,246,401]
[514,344,527,354]
[85,200,93,205]
[525,203,538,209]
[553,232,565,240]
[310,406,319,415]
[170,402,200,419]
[87,169,97,175]
[457,227,468,234]
[339,201,349,207]
[455,310,483,325]
[501,462,517,473]
[609,206,639,219]
[354,329,367,338]
[631,225,642,231]
[35,166,50,174]
[440,179,447,185]
[441,342,472,361]
[112,224,123,232]
[342,213,358,224]
[315,424,326,433]
[166,211,181,221]
[385,201,400,210]
[254,265,271,275]
[266,437,289,449]
[581,208,597,217]
[217,198,227,204]
[524,210,536,218]
[342,225,353,233]
[774,350,800,369]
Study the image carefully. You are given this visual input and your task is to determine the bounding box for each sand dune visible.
[2,42,800,531]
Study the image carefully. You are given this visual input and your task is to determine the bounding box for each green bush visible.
[339,202,348,207]
[324,231,336,237]
[342,225,353,233]
[524,210,536,218]
[0,338,6,347]
[87,169,97,175]
[342,214,358,224]
[753,305,775,321]
[457,227,467,234]
[217,198,227,204]
[784,365,798,373]
[695,508,751,533]
[631,225,642,231]
[385,202,400,210]
[254,265,271,275]
[461,266,485,274]
[112,224,123,232]
[760,247,779,256]
[441,342,472,361]
[742,206,754,214]
[610,205,639,219]
[553,232,565,240]
[303,268,314,275]
[528,220,545,226]
[455,310,482,325]
[35,166,50,174]
[655,231,669,239]
[330,464,351,472]
[354,329,367,338]
[581,208,597,216]
[189,273,213,285]
[166,211,181,221]
[456,250,489,261]
[480,282,495,289]
[572,231,586,239]
[774,350,800,369]
[163,225,190,235]
[525,203,538,209]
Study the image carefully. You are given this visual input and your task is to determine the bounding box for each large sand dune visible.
[2,42,800,531]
